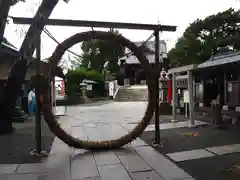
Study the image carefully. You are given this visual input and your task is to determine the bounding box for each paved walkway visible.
[0,102,197,180]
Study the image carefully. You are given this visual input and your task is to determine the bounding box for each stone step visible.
[114,87,148,102]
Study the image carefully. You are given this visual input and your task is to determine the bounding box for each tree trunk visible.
[0,0,59,134]
[0,0,14,133]
[0,0,11,44]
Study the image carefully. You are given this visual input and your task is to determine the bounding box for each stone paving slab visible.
[124,120,208,132]
[85,126,107,141]
[106,123,129,139]
[93,151,120,166]
[130,170,164,180]
[0,103,196,180]
[17,163,47,173]
[67,103,194,180]
[71,152,99,180]
[127,138,148,147]
[0,164,18,174]
[72,177,101,180]
[98,164,132,180]
[117,155,152,173]
[134,146,192,180]
[0,173,44,180]
[206,144,240,155]
[84,123,97,128]
[167,149,215,162]
[113,147,137,157]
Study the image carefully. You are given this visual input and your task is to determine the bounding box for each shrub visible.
[65,68,105,97]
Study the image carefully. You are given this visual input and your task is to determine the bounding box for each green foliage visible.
[65,68,104,97]
[168,8,240,67]
[71,29,125,74]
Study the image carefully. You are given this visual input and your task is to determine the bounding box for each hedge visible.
[65,68,105,97]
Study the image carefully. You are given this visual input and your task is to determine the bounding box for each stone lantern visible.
[159,68,169,102]
[80,82,87,98]
[158,68,171,115]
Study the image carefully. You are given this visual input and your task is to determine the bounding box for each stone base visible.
[0,124,15,135]
[159,102,172,115]
[11,107,27,123]
[188,123,196,128]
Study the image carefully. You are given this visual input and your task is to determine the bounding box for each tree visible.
[168,8,240,67]
[0,0,17,44]
[72,29,125,74]
[0,0,69,134]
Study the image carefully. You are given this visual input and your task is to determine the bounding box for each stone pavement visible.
[0,102,196,180]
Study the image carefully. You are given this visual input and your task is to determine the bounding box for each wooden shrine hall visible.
[168,51,240,126]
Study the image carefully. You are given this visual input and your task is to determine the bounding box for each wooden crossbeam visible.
[10,16,177,31]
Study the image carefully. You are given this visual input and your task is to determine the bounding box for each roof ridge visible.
[209,51,240,61]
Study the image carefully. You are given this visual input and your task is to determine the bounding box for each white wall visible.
[124,41,167,64]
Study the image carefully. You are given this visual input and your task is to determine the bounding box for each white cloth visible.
[28,90,35,103]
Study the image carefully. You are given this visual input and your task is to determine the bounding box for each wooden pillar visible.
[154,30,160,144]
[193,76,196,102]
[188,70,195,127]
[51,80,56,114]
[238,75,240,105]
[224,71,227,104]
[35,34,42,153]
[172,73,177,122]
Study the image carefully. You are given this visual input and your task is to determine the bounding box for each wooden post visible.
[224,71,227,104]
[188,71,195,127]
[238,75,240,105]
[172,73,177,122]
[51,80,56,115]
[35,34,42,153]
[185,103,188,118]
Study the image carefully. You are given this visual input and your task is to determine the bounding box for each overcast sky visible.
[4,0,240,63]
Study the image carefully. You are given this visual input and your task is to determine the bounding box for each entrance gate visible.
[8,2,176,150]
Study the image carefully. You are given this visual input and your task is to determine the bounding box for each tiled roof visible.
[198,51,240,69]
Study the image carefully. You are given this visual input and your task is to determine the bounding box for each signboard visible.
[222,105,228,111]
[86,84,92,91]
[228,83,232,92]
[109,81,114,96]
[183,90,189,103]
[124,79,130,86]
[199,84,203,92]
[140,80,146,85]
[212,99,219,105]
[236,106,240,112]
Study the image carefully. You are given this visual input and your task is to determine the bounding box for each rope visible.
[43,28,82,58]
[40,30,156,150]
